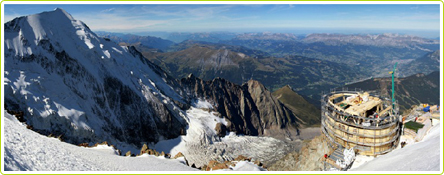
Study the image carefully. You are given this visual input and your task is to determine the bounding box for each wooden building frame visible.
[321,91,401,156]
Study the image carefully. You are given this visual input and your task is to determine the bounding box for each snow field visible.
[3,112,198,171]
[351,122,441,171]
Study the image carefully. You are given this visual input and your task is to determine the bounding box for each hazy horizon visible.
[98,28,440,40]
[3,3,441,39]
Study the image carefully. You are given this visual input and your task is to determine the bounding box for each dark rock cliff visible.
[180,74,300,137]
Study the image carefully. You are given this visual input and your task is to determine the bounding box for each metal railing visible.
[322,115,400,138]
[321,91,399,129]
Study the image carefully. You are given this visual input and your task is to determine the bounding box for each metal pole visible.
[390,62,398,114]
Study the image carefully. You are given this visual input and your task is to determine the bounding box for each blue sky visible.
[3,4,441,38]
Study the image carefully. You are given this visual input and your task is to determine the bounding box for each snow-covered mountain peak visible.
[5,7,100,57]
[4,9,188,148]
[52,8,74,19]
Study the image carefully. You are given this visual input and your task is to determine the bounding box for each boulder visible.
[234,155,250,161]
[206,160,229,171]
[165,153,171,158]
[140,144,149,155]
[224,160,235,167]
[201,165,208,171]
[173,152,184,159]
[211,162,229,171]
[207,160,218,168]
[78,143,89,147]
[215,123,227,137]
[125,151,132,157]
[26,125,33,130]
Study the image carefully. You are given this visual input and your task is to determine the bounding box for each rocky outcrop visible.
[173,152,185,159]
[180,74,300,137]
[215,123,227,137]
[202,155,266,171]
[268,134,332,171]
[272,85,321,126]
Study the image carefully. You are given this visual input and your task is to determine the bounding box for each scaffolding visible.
[321,90,401,156]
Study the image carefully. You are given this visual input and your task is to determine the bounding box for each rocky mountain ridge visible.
[344,71,440,112]
[179,74,300,137]
[303,33,439,48]
[398,50,440,77]
[272,85,321,126]
[96,31,174,52]
[3,8,300,152]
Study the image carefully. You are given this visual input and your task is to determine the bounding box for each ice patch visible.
[12,71,31,96]
[75,30,94,49]
[191,99,213,109]
[112,47,123,54]
[53,102,84,120]
[103,50,110,58]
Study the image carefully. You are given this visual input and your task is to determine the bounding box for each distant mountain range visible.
[344,71,440,113]
[131,41,364,106]
[398,50,440,77]
[221,33,439,77]
[165,32,237,43]
[302,33,439,48]
[98,29,440,109]
[96,31,174,52]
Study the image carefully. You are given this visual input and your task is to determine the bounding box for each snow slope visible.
[3,112,197,171]
[351,123,442,171]
[4,8,188,149]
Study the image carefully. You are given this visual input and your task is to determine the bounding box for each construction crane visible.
[389,62,398,114]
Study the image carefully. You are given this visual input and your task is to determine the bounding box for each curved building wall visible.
[321,91,401,156]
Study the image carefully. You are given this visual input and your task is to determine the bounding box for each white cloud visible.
[100,8,115,13]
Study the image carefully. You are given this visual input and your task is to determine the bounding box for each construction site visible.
[321,90,401,170]
[320,63,440,171]
[321,90,401,155]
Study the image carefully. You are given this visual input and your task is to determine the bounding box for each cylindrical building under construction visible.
[321,91,401,156]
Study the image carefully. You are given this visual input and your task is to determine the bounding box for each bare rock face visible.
[125,151,132,157]
[173,152,185,159]
[246,80,299,130]
[215,123,227,137]
[139,144,149,155]
[180,74,300,138]
[268,134,332,171]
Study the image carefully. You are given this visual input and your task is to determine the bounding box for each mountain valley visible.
[3,7,441,172]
